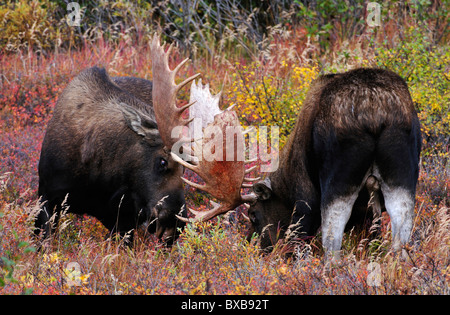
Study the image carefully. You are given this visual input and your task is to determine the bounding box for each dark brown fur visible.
[112,76,154,109]
[37,67,186,243]
[249,68,421,251]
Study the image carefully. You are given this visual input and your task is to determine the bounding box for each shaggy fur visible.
[37,67,186,243]
[249,68,421,253]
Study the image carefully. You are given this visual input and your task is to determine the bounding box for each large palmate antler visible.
[150,35,257,223]
[172,81,258,223]
[150,34,200,148]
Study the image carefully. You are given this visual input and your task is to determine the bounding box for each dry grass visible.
[0,195,449,294]
[1,2,449,295]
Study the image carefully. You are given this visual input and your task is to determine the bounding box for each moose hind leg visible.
[375,125,420,252]
[321,190,360,257]
[381,185,414,251]
[317,135,375,257]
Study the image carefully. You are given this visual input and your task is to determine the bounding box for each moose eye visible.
[159,158,168,169]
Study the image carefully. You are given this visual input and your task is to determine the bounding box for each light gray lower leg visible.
[381,185,415,251]
[321,192,359,257]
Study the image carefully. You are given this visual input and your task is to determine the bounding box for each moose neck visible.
[268,77,328,213]
[269,121,317,210]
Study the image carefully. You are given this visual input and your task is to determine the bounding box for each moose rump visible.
[312,69,421,253]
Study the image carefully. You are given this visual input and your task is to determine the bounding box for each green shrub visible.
[372,24,450,159]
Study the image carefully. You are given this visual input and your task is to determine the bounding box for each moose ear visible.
[120,103,160,142]
[252,178,272,201]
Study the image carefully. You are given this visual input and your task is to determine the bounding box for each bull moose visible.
[247,69,421,256]
[37,35,265,244]
[36,36,203,243]
[178,68,421,258]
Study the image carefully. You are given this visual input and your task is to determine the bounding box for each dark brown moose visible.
[36,35,204,243]
[247,69,421,256]
[37,35,258,244]
[179,68,421,258]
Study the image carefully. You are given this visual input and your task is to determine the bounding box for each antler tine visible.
[150,34,200,149]
[173,58,189,78]
[245,165,258,174]
[170,151,197,171]
[243,176,261,182]
[176,201,225,223]
[177,191,256,223]
[179,77,201,97]
[176,79,258,223]
[149,35,259,223]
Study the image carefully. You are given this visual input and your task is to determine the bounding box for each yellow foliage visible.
[0,0,71,51]
[228,59,318,146]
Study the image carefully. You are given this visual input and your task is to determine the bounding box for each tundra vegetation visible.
[1,0,449,294]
